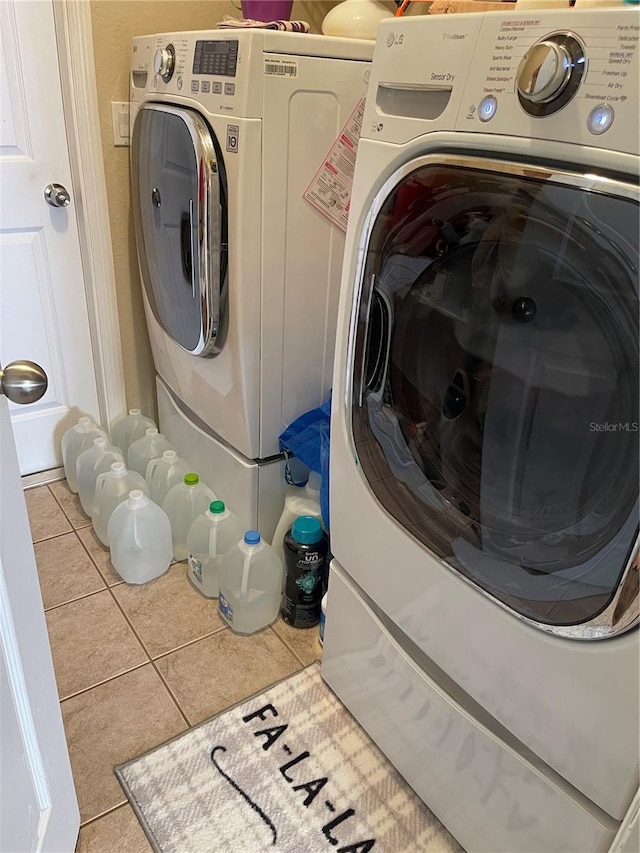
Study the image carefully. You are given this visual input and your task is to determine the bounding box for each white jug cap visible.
[129,408,141,416]
[77,416,94,430]
[111,462,126,476]
[145,427,159,437]
[127,489,147,509]
[162,450,177,460]
[93,437,108,448]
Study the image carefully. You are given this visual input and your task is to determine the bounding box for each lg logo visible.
[386,33,404,47]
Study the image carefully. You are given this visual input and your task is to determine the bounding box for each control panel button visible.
[478,95,497,122]
[587,103,615,135]
[224,83,235,96]
[212,82,222,94]
[201,81,211,93]
[191,80,200,93]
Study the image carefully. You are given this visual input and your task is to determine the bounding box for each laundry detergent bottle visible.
[146,450,192,506]
[127,428,175,478]
[282,516,328,628]
[162,473,216,561]
[76,436,124,516]
[271,471,324,572]
[110,408,156,458]
[107,490,173,584]
[61,416,108,492]
[92,461,149,546]
[186,500,243,598]
[218,531,283,635]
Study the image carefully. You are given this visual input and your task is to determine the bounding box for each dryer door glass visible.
[351,158,639,635]
[132,105,227,356]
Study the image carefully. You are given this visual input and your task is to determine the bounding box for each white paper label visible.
[264,58,298,78]
[303,96,366,233]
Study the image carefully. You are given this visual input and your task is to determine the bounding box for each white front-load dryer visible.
[322,8,639,853]
[130,31,372,537]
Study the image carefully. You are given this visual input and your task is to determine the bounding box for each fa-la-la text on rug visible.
[116,662,462,853]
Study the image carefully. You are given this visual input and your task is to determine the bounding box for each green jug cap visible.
[184,473,199,486]
[210,500,225,513]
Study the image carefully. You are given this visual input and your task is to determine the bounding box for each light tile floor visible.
[25,480,322,853]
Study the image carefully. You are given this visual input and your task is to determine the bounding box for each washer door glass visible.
[352,158,639,633]
[132,104,227,356]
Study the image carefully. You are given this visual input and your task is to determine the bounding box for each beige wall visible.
[90,0,338,418]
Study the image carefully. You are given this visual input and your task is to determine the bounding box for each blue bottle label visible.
[188,553,203,586]
[219,592,233,624]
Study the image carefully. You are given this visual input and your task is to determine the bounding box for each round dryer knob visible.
[516,41,572,105]
[153,44,175,82]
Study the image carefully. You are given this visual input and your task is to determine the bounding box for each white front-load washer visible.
[322,8,639,853]
[129,31,372,537]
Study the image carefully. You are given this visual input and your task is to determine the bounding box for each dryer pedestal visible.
[321,562,619,853]
[156,376,286,542]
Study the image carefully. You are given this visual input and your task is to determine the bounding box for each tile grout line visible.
[42,578,108,613]
[269,625,316,669]
[45,482,92,531]
[59,660,150,704]
[102,580,193,729]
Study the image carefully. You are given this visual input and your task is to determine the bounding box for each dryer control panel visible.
[365,8,639,157]
[461,9,639,155]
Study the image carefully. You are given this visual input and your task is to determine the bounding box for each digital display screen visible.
[193,40,238,77]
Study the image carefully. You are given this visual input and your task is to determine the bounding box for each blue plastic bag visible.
[279,396,331,530]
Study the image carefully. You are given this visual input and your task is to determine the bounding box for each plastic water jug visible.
[146,450,192,506]
[127,428,175,477]
[162,473,216,561]
[76,437,124,516]
[186,500,244,598]
[61,416,108,492]
[110,408,156,457]
[107,490,173,584]
[92,462,149,546]
[271,471,324,569]
[218,531,283,635]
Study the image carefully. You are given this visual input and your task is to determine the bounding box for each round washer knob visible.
[517,41,572,105]
[153,45,175,82]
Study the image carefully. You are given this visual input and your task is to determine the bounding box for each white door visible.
[0,0,101,475]
[0,370,79,852]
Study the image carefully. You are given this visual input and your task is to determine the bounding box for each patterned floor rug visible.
[116,662,463,853]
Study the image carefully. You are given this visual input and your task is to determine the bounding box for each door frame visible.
[51,0,126,440]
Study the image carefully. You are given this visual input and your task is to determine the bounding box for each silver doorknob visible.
[0,361,48,404]
[44,183,71,208]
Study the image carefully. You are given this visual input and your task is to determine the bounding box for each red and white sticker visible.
[303,96,366,233]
